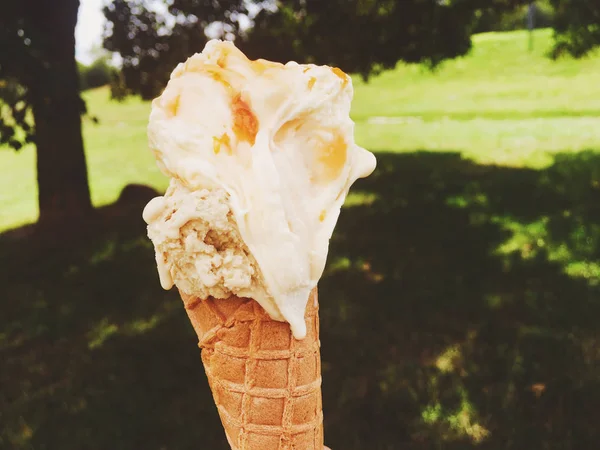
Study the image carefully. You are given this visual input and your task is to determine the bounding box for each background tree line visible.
[78,57,114,92]
[472,0,555,33]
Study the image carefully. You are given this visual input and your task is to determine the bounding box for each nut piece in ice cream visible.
[143,181,274,314]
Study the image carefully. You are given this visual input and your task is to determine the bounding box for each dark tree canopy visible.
[79,57,115,91]
[239,0,530,79]
[104,0,600,101]
[104,0,535,99]
[550,0,600,58]
[104,0,250,100]
[472,0,555,33]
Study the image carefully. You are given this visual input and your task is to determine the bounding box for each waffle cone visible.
[180,288,324,450]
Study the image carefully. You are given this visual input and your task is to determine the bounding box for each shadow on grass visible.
[2,151,600,449]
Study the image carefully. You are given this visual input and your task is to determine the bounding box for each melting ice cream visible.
[143,40,376,338]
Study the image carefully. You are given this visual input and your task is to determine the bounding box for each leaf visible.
[0,125,15,141]
[9,139,23,150]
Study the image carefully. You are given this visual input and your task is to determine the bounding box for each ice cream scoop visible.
[142,182,269,302]
[145,39,376,338]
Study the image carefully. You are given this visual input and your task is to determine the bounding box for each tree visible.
[241,0,556,77]
[471,1,555,33]
[104,0,531,94]
[80,56,115,91]
[104,0,250,100]
[0,0,92,226]
[550,0,600,58]
[241,0,478,79]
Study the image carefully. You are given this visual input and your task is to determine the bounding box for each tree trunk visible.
[30,0,93,226]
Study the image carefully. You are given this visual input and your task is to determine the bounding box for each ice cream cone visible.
[143,39,375,450]
[180,288,324,450]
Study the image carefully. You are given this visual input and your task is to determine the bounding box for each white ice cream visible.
[144,40,376,339]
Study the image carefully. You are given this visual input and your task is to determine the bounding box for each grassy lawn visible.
[2,29,600,449]
[2,29,600,231]
[351,29,600,120]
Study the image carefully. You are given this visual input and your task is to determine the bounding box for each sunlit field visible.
[1,29,599,231]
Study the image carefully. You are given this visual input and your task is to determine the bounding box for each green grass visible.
[0,93,159,230]
[81,90,162,204]
[2,29,600,449]
[351,29,600,120]
[2,28,600,230]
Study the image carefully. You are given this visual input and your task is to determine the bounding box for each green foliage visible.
[241,0,528,78]
[79,57,114,91]
[0,79,31,150]
[0,4,36,151]
[103,0,531,97]
[472,1,555,33]
[102,0,600,99]
[550,0,600,58]
[0,0,88,151]
[103,0,248,100]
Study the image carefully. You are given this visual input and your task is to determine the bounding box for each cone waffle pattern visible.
[180,289,323,450]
